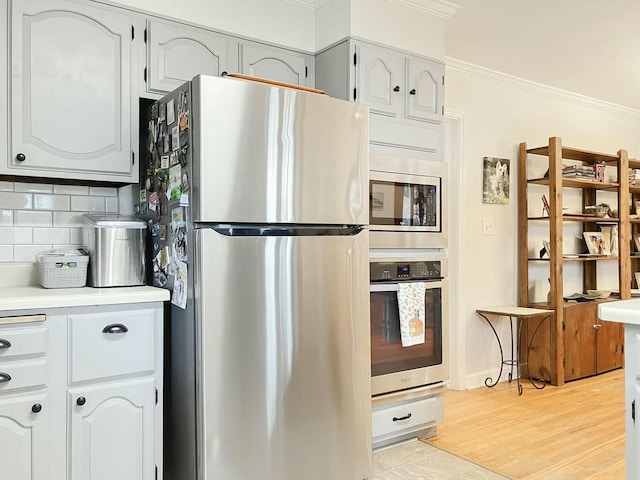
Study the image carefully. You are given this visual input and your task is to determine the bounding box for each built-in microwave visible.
[369,156,447,249]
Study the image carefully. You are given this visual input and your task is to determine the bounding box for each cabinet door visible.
[146,18,236,94]
[354,42,403,118]
[239,42,310,87]
[69,378,155,480]
[564,303,597,381]
[0,393,47,480]
[9,0,136,182]
[596,319,624,373]
[406,57,444,123]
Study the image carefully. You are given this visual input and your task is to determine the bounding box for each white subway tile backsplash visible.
[53,211,86,227]
[71,196,105,212]
[53,184,89,195]
[15,210,52,227]
[34,194,70,211]
[52,244,83,251]
[14,183,53,194]
[14,245,52,262]
[106,197,118,213]
[0,210,13,226]
[0,192,32,210]
[33,227,70,245]
[0,246,13,261]
[0,180,123,262]
[0,228,14,244]
[70,228,83,245]
[13,228,33,245]
[89,186,118,197]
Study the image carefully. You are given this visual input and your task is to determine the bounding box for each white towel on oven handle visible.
[397,282,426,347]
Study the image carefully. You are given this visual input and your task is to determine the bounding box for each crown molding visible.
[445,57,640,118]
[283,0,333,9]
[388,0,460,19]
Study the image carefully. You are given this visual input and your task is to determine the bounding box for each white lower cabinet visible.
[371,391,444,449]
[69,378,156,480]
[0,303,163,480]
[0,393,48,480]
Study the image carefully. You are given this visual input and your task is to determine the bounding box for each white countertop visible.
[599,299,640,326]
[0,285,170,311]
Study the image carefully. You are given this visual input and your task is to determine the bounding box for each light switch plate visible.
[482,217,495,236]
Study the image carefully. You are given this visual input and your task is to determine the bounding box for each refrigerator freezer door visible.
[194,228,371,480]
[191,75,369,225]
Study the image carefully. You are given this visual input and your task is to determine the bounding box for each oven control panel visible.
[370,261,442,282]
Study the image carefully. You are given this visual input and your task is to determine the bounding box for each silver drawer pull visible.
[102,324,129,334]
[0,339,11,350]
[0,373,12,384]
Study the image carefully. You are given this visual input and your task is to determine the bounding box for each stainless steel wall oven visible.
[370,257,448,396]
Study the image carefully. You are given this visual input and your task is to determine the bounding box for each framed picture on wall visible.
[482,157,510,204]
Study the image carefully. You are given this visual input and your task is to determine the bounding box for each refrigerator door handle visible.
[204,225,364,237]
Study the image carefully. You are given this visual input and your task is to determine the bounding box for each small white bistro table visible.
[476,306,552,395]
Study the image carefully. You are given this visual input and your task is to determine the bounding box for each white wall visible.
[105,0,316,52]
[350,0,444,59]
[445,59,640,388]
[315,0,350,51]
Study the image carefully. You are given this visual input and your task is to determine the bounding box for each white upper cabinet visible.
[145,17,238,95]
[315,39,445,160]
[355,42,404,118]
[239,42,312,87]
[406,57,444,124]
[8,0,138,183]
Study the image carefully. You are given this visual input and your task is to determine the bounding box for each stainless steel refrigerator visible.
[139,75,371,480]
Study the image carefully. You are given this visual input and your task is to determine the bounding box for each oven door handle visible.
[370,281,444,293]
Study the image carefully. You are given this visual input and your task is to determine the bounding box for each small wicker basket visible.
[37,249,89,289]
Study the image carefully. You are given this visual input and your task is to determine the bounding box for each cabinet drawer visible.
[0,358,47,393]
[0,326,47,359]
[372,394,443,439]
[69,310,156,383]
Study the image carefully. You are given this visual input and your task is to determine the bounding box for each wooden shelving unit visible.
[518,137,629,385]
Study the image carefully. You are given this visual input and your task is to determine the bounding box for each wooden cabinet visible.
[316,38,444,161]
[144,17,237,95]
[7,0,139,184]
[0,303,163,480]
[517,136,629,385]
[239,41,313,87]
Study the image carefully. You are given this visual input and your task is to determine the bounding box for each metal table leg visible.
[478,312,504,388]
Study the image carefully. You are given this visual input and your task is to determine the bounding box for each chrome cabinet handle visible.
[102,323,128,334]
[593,324,602,330]
[0,373,11,384]
[0,339,11,349]
[392,413,412,422]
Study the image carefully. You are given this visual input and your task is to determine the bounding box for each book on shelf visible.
[562,165,597,179]
[541,195,550,216]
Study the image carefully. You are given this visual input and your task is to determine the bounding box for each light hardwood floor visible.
[426,369,625,479]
